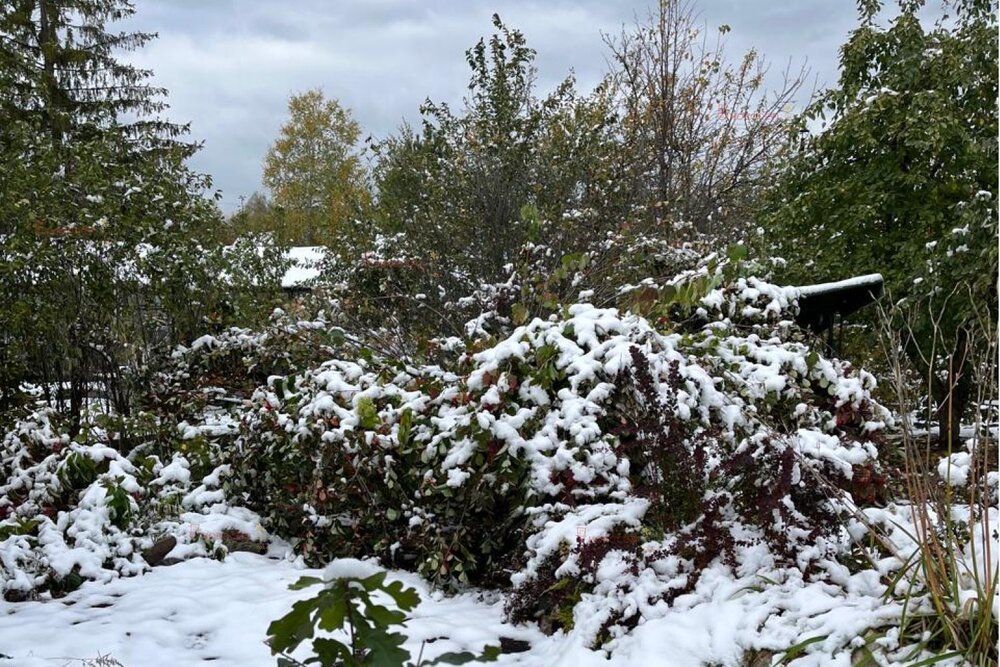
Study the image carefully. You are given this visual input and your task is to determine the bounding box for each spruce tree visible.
[0,0,188,151]
[0,1,283,429]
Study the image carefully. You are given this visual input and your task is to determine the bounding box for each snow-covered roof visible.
[281,246,327,289]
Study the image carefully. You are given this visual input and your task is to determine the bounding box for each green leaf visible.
[354,625,409,667]
[914,651,969,667]
[311,638,353,667]
[382,579,421,611]
[726,243,747,263]
[357,397,380,430]
[267,598,317,654]
[478,645,501,662]
[316,593,349,632]
[360,571,389,591]
[777,635,827,664]
[561,253,581,271]
[364,603,407,627]
[425,651,478,666]
[288,576,324,591]
[397,408,413,446]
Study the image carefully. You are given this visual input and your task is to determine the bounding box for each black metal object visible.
[793,273,884,355]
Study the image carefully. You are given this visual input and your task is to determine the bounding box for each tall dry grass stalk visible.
[875,287,998,664]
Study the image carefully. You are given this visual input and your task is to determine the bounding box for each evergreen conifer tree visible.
[0,1,283,428]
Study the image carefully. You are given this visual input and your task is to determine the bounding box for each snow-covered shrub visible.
[0,405,266,600]
[234,277,891,646]
[0,308,348,600]
[148,309,341,414]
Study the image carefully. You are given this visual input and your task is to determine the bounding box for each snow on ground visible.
[0,550,539,667]
[0,546,925,667]
[1,496,995,667]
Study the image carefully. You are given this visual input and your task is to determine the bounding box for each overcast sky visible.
[119,1,862,214]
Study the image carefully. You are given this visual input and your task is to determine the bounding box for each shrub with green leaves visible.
[0,307,362,599]
[0,400,260,599]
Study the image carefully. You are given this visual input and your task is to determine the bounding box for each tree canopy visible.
[761,0,997,300]
[263,89,370,246]
[759,0,998,441]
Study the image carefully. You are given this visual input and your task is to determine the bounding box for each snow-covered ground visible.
[0,534,970,667]
[0,550,537,667]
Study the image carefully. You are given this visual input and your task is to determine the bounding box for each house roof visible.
[281,246,327,289]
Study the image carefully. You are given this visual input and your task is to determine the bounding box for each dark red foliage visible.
[850,463,886,504]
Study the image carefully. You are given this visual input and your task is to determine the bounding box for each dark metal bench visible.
[793,273,884,354]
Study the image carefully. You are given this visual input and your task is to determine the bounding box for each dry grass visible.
[874,291,998,664]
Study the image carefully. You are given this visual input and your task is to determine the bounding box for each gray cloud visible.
[119,1,860,213]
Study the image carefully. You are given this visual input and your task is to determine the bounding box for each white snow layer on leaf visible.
[937,451,973,487]
[322,557,383,581]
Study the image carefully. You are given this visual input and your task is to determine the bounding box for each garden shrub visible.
[0,272,894,648]
[0,405,263,600]
[234,274,892,645]
[0,310,338,599]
